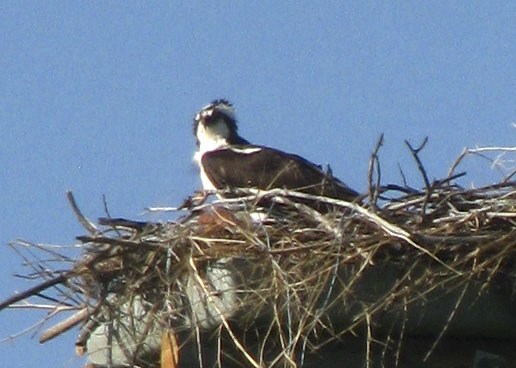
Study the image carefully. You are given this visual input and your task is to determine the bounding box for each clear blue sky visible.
[1,2,515,367]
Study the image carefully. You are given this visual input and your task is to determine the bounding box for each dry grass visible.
[1,142,515,367]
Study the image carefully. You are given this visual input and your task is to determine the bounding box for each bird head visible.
[193,99,248,153]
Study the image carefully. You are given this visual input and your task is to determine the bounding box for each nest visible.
[1,142,516,368]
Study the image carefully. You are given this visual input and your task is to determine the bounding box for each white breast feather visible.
[199,161,217,191]
[196,120,230,154]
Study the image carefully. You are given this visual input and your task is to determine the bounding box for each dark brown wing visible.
[201,145,359,202]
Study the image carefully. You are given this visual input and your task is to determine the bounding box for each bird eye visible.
[203,110,222,125]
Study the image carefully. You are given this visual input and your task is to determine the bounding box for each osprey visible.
[193,99,359,211]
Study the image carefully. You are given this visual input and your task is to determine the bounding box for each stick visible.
[67,191,98,235]
[0,274,68,311]
[39,307,89,343]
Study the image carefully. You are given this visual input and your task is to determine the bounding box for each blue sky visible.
[1,2,515,367]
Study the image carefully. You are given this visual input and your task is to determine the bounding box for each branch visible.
[67,191,98,235]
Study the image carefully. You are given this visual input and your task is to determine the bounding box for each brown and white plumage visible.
[193,99,359,210]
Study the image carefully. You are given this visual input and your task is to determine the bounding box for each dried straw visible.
[1,142,515,367]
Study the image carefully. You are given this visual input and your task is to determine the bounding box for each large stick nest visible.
[1,142,515,367]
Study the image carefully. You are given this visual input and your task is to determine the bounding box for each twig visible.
[368,134,384,209]
[397,163,408,188]
[67,191,98,235]
[39,307,89,343]
[0,274,68,312]
[448,146,516,179]
[405,138,431,190]
[423,281,469,361]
